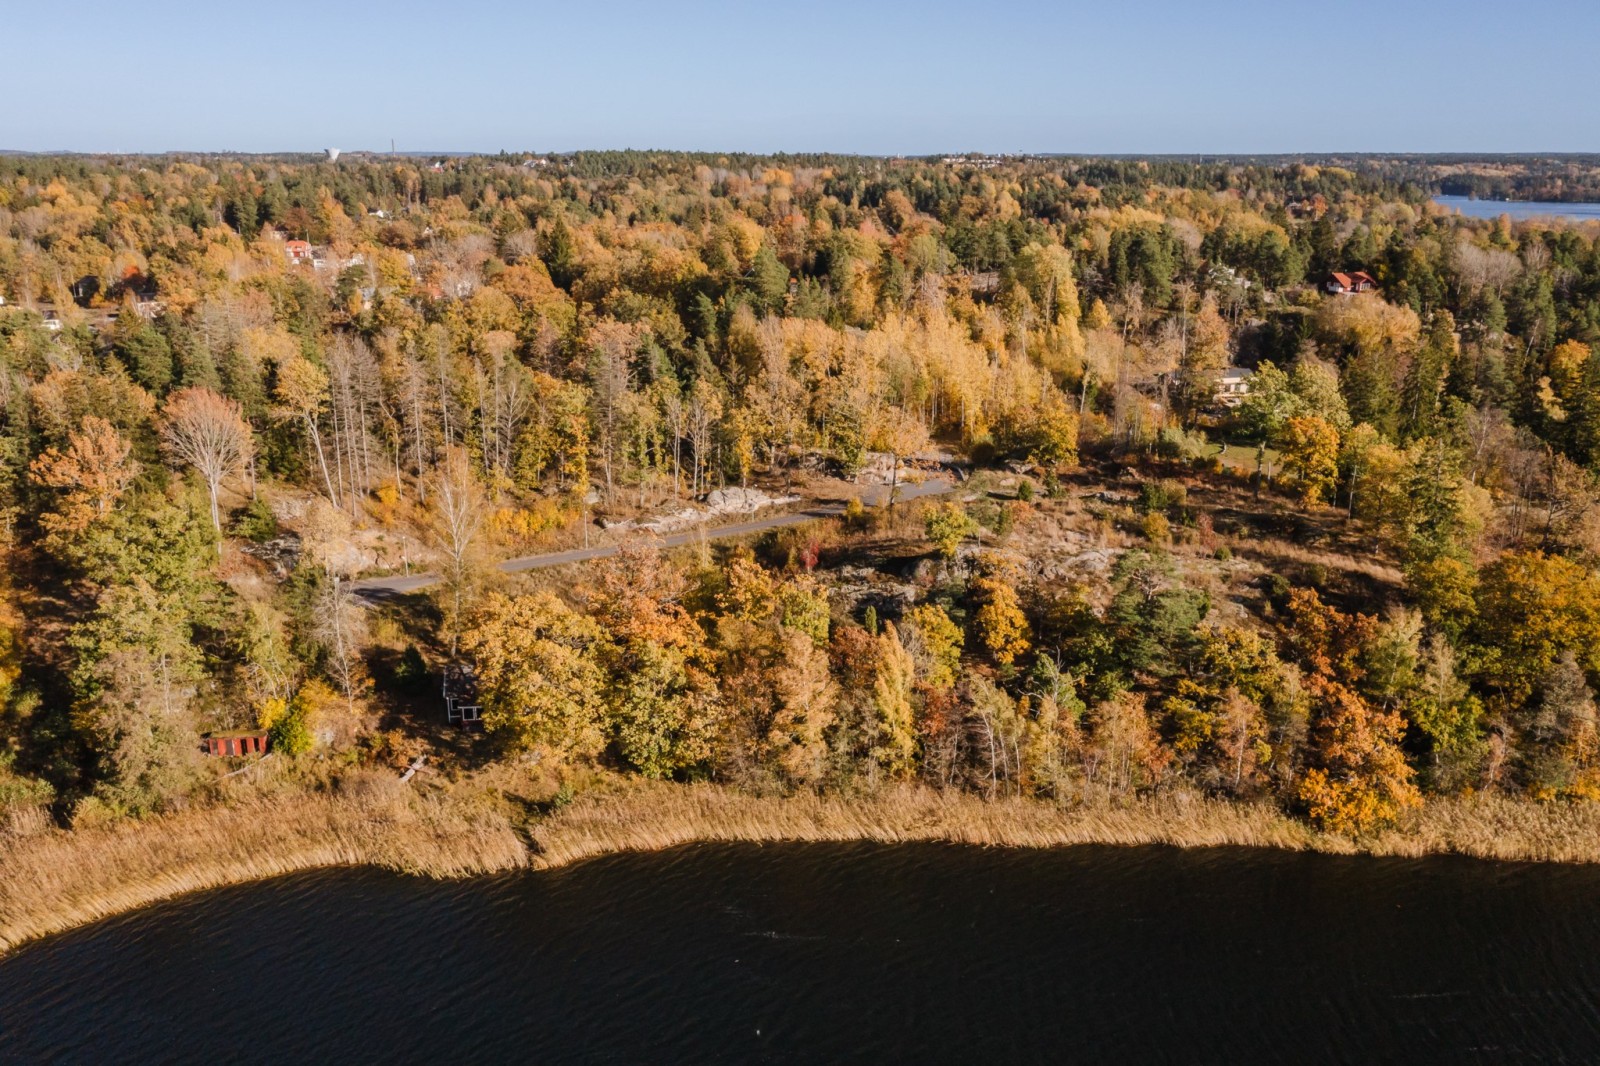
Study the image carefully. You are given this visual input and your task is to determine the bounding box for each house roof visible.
[1330,270,1377,291]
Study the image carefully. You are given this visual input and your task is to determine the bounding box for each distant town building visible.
[964,271,1001,296]
[1216,366,1254,407]
[284,239,313,265]
[1208,264,1252,291]
[941,154,1006,170]
[70,276,100,305]
[1326,271,1377,296]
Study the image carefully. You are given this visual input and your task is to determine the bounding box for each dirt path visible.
[352,477,955,605]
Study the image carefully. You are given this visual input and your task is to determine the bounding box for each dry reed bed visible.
[527,784,1600,869]
[0,790,526,956]
[527,784,1319,868]
[1370,795,1600,863]
[10,784,1600,960]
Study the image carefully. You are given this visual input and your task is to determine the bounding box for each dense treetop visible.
[4,151,1600,836]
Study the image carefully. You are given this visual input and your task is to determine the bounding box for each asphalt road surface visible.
[350,477,955,605]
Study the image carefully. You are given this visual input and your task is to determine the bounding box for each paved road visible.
[351,477,955,605]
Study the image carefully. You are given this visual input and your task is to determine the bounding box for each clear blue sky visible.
[6,0,1597,154]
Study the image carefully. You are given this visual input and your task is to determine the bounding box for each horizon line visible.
[5,148,1600,161]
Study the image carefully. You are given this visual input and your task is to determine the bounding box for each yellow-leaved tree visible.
[1278,414,1340,505]
[461,591,608,758]
[971,576,1030,666]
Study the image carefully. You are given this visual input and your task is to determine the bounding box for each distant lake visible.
[1435,195,1600,222]
[7,843,1600,1063]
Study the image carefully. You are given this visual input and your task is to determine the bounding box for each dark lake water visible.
[1435,195,1600,222]
[4,843,1600,1063]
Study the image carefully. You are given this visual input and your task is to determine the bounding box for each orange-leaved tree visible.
[1286,588,1419,834]
[30,416,141,537]
[588,540,721,778]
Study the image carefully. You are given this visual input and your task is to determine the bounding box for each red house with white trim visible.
[1326,271,1377,295]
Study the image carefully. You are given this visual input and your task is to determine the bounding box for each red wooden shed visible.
[203,730,269,757]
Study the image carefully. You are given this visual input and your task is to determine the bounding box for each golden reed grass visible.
[522,783,1600,868]
[0,789,526,956]
[525,784,1317,868]
[8,783,1600,958]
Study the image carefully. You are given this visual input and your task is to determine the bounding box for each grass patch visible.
[1212,442,1280,476]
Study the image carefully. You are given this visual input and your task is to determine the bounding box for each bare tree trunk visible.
[206,478,223,554]
[306,415,340,507]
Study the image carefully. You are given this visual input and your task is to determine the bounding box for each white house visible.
[1216,366,1254,407]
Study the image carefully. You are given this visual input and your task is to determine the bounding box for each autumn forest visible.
[4,150,1600,855]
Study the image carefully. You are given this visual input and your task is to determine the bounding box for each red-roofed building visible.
[1326,271,1377,295]
[285,239,313,265]
[203,730,269,757]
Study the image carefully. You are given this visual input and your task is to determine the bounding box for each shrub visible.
[1155,424,1211,463]
[0,752,53,820]
[373,482,401,526]
[393,645,429,694]
[1214,544,1233,562]
[1139,478,1187,515]
[270,709,315,756]
[1141,511,1171,545]
[231,496,278,543]
[925,502,978,559]
[1016,479,1035,503]
[769,523,830,570]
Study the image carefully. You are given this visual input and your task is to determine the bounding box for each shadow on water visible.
[3,842,1600,1064]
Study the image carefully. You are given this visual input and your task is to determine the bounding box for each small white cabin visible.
[1216,367,1254,408]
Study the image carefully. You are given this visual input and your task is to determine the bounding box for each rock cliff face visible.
[601,487,801,535]
[240,534,302,578]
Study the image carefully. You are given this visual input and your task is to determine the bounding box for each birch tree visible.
[159,386,254,546]
[429,448,487,653]
[273,352,339,507]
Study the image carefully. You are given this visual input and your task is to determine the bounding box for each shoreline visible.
[7,783,1600,957]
